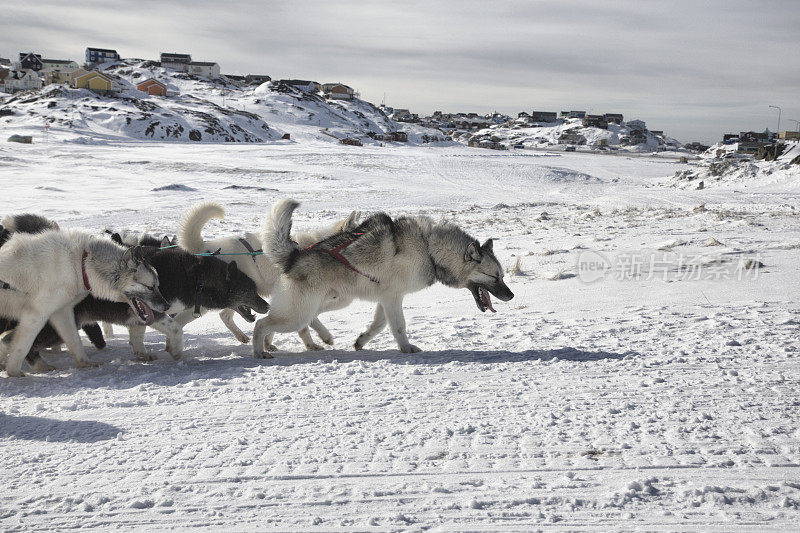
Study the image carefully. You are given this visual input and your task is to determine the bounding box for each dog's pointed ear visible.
[170,235,178,246]
[130,245,145,265]
[344,210,361,231]
[465,241,482,262]
[111,232,123,245]
[481,238,494,253]
[160,236,171,248]
[226,261,239,280]
[120,247,135,268]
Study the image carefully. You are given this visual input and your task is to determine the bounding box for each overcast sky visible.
[2,0,798,143]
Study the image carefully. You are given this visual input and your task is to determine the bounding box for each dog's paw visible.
[266,344,279,352]
[135,352,156,362]
[254,351,274,359]
[400,344,422,354]
[304,342,326,351]
[74,358,100,368]
[234,333,251,344]
[320,334,335,346]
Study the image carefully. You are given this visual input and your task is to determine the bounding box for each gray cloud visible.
[2,0,798,142]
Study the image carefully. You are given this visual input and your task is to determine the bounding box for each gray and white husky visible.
[251,199,515,358]
[0,230,168,376]
[178,202,359,350]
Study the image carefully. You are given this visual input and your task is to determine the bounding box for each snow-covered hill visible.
[0,59,446,145]
[458,117,684,153]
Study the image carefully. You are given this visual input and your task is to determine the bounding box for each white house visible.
[41,59,80,72]
[187,61,220,78]
[1,69,42,92]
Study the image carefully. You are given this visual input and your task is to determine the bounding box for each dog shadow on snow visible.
[0,413,122,443]
[1,336,633,399]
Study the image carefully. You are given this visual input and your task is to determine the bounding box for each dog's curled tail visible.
[262,199,300,268]
[179,202,225,253]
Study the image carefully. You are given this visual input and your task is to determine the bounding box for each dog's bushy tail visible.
[179,202,225,253]
[262,199,300,268]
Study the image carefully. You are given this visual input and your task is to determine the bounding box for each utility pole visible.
[789,119,799,132]
[769,105,781,136]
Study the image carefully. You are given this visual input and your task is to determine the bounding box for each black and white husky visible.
[178,202,359,350]
[252,200,515,358]
[0,230,169,376]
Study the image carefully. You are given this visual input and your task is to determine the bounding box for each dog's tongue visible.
[481,288,496,313]
[137,300,155,326]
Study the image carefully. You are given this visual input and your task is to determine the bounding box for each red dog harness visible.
[307,233,379,283]
[82,251,91,291]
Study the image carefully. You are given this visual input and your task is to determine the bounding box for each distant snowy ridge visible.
[0,59,447,145]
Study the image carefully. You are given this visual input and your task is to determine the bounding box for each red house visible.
[137,78,167,96]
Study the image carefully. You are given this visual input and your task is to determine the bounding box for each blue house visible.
[85,47,120,65]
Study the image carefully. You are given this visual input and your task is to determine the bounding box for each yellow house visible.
[73,70,114,92]
[67,68,88,85]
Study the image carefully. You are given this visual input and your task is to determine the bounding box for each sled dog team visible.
[0,200,514,377]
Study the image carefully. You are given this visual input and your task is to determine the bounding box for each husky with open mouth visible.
[0,229,168,377]
[251,199,514,358]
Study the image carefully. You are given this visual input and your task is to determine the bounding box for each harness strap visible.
[81,251,91,291]
[238,238,262,264]
[308,233,378,283]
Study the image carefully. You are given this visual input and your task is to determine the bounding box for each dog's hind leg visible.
[219,308,250,344]
[354,304,387,350]
[253,306,319,358]
[381,298,421,354]
[5,313,49,377]
[48,307,93,368]
[102,322,114,338]
[27,352,55,373]
[309,318,334,346]
[297,326,325,351]
[127,325,154,361]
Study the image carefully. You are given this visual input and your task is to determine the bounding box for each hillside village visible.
[0,46,797,159]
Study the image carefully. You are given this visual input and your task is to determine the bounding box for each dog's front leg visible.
[5,313,49,377]
[102,322,114,338]
[309,318,334,346]
[381,298,421,353]
[151,316,183,360]
[219,308,250,344]
[48,307,93,368]
[354,304,387,350]
[127,325,154,361]
[297,326,324,351]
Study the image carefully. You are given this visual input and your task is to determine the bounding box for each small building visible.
[517,111,530,119]
[73,70,118,94]
[738,131,770,153]
[322,82,355,100]
[583,114,608,129]
[187,61,220,78]
[558,131,587,145]
[722,133,739,145]
[245,74,271,85]
[779,131,800,141]
[603,113,623,124]
[137,78,167,96]
[0,69,10,88]
[41,58,79,72]
[18,52,43,71]
[340,137,363,146]
[0,58,10,67]
[1,69,42,92]
[650,130,664,137]
[628,130,648,145]
[223,74,245,86]
[160,53,192,67]
[685,142,710,152]
[85,47,120,65]
[626,119,646,131]
[530,111,558,123]
[277,79,321,92]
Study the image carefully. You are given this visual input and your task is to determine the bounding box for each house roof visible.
[86,48,118,54]
[189,61,218,67]
[279,79,318,86]
[162,53,191,62]
[75,70,112,82]
[137,78,166,88]
[42,59,75,65]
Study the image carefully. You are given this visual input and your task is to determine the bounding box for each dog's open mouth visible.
[470,284,496,313]
[130,297,155,326]
[237,305,256,322]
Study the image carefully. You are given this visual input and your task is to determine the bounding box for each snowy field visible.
[1,139,800,531]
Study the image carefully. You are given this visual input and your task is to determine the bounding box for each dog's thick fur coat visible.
[178,201,359,350]
[252,199,514,357]
[0,230,168,376]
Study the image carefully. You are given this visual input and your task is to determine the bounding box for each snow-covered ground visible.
[1,139,799,530]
